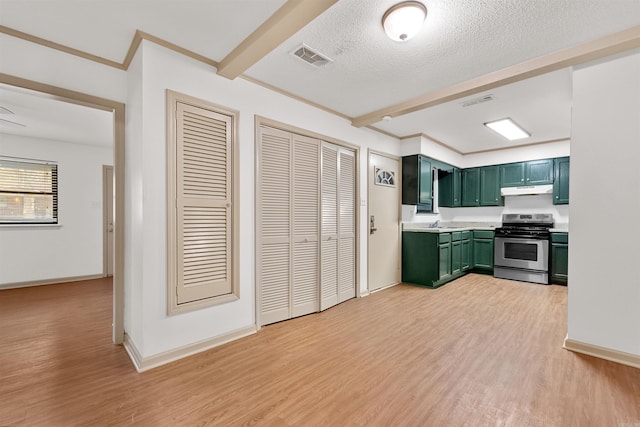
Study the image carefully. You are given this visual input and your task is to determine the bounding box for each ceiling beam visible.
[216,0,338,79]
[351,25,640,128]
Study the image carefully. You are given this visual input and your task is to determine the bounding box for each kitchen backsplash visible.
[402,194,569,225]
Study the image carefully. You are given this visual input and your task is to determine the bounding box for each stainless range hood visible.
[500,184,553,196]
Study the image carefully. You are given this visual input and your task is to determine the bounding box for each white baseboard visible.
[564,336,640,369]
[0,274,105,290]
[123,324,258,372]
[369,281,401,295]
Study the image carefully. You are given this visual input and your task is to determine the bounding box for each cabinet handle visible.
[555,196,559,199]
[521,178,524,182]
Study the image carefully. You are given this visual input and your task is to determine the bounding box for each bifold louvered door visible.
[320,143,356,310]
[338,149,356,303]
[320,143,339,310]
[291,134,320,318]
[258,127,354,325]
[175,103,232,304]
[258,127,292,325]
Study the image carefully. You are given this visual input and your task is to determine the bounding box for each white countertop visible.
[402,222,498,233]
[403,222,568,234]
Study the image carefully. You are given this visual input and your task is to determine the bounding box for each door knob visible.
[370,215,378,235]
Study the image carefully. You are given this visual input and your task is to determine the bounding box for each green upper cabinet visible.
[402,155,432,211]
[500,159,553,187]
[479,166,501,206]
[439,168,461,207]
[553,157,570,205]
[463,166,500,206]
[500,162,525,187]
[525,159,554,185]
[419,156,432,205]
[461,168,480,206]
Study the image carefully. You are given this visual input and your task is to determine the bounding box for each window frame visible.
[0,156,59,225]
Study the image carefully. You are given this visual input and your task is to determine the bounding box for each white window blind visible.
[0,158,58,224]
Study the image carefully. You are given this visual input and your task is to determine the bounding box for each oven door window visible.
[504,242,538,261]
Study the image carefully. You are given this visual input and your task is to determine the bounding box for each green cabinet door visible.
[439,241,451,280]
[461,237,472,271]
[550,233,568,285]
[473,232,494,271]
[500,162,525,187]
[439,168,461,207]
[451,240,462,275]
[525,159,553,185]
[461,168,480,206]
[479,165,501,206]
[402,231,439,286]
[418,156,432,207]
[402,155,432,211]
[553,157,570,205]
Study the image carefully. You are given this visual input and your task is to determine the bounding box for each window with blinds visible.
[0,158,58,224]
[166,90,239,314]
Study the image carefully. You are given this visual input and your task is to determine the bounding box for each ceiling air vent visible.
[461,94,494,108]
[291,44,333,68]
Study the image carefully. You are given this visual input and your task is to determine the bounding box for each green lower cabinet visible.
[402,231,466,288]
[439,242,451,280]
[550,233,568,285]
[472,230,494,272]
[461,233,472,271]
[451,240,462,275]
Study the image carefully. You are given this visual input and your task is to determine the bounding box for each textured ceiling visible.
[375,68,573,153]
[246,0,640,118]
[0,0,639,152]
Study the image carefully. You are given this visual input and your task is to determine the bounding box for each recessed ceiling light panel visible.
[484,118,530,141]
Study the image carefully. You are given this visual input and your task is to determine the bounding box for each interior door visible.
[103,165,114,277]
[320,143,339,310]
[368,152,401,292]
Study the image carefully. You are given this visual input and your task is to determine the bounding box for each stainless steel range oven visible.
[494,213,553,284]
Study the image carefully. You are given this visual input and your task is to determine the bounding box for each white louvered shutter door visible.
[259,127,292,325]
[176,103,232,304]
[338,148,356,303]
[292,134,320,317]
[320,142,339,311]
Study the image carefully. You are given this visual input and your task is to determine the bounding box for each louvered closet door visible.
[292,134,320,317]
[258,127,291,325]
[338,148,356,303]
[320,142,339,311]
[176,103,232,304]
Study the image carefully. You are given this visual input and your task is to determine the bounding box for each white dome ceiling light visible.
[382,1,427,42]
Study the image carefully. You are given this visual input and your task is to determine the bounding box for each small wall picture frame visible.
[374,167,396,187]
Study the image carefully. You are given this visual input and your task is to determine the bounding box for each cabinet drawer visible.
[451,231,462,241]
[551,233,568,243]
[473,230,494,239]
[438,233,451,244]
[461,231,472,240]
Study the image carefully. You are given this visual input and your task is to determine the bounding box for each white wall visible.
[0,134,113,285]
[568,50,640,356]
[461,140,570,169]
[126,41,401,357]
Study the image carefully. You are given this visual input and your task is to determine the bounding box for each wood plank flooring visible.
[1,275,639,426]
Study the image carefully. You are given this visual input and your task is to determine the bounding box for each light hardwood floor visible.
[1,275,639,426]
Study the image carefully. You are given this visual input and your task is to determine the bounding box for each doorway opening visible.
[0,74,125,344]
